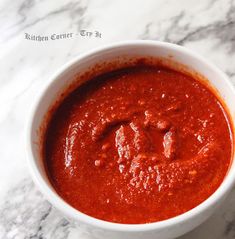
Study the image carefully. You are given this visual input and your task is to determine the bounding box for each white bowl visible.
[26,40,235,239]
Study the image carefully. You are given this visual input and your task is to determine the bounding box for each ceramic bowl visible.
[26,40,235,239]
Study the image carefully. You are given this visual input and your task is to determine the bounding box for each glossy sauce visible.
[44,64,232,224]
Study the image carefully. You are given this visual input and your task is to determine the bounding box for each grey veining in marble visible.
[1,0,235,238]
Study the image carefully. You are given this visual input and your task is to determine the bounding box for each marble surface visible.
[1,0,235,238]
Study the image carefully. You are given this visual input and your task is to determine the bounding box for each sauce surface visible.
[44,64,232,224]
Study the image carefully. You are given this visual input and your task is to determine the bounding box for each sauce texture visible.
[44,64,232,224]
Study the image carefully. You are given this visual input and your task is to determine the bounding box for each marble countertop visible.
[1,0,235,238]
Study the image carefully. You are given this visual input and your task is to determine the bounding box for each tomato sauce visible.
[44,63,233,224]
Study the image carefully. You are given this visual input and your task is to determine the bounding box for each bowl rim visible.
[26,40,235,232]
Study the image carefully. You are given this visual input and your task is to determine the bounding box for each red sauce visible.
[44,64,233,224]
